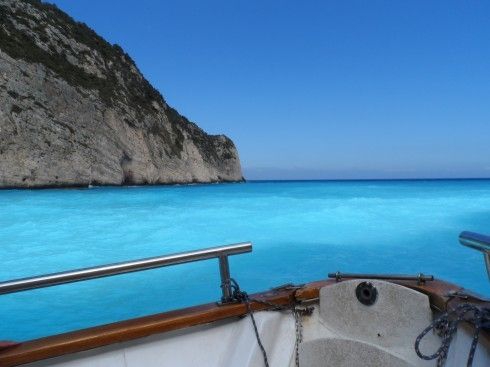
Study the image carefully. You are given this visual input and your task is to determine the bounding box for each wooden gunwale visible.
[0,278,488,367]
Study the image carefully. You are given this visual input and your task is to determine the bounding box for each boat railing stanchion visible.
[218,255,233,303]
[459,231,490,281]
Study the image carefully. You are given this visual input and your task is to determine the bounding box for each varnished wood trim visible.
[0,278,487,366]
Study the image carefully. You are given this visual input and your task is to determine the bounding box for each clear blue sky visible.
[48,0,490,180]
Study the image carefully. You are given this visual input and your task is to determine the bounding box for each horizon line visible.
[245,177,490,182]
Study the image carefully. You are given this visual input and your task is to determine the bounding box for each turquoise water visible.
[1,179,490,341]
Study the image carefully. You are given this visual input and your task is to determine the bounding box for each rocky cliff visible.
[0,0,243,188]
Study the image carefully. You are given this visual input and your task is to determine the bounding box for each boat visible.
[0,231,489,366]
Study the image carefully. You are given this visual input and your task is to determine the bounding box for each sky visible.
[48,0,490,180]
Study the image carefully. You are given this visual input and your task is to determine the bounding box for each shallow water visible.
[1,179,490,340]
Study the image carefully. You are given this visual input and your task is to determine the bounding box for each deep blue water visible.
[1,179,490,341]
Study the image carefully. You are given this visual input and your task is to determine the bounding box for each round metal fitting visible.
[356,281,378,306]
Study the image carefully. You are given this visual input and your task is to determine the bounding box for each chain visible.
[292,307,304,367]
[415,303,490,367]
[229,279,313,367]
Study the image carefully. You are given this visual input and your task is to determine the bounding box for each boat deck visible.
[1,277,489,366]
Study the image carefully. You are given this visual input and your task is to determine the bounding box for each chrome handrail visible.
[459,231,490,281]
[459,231,490,252]
[0,242,252,303]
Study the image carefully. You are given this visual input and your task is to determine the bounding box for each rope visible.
[229,279,270,366]
[229,279,312,367]
[415,303,490,367]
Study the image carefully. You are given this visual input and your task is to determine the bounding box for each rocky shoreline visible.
[0,179,246,190]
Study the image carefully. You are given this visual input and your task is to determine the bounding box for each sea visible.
[1,179,489,340]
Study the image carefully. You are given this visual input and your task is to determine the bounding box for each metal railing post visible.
[459,231,490,282]
[219,255,233,303]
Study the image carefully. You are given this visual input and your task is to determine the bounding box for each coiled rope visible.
[415,303,490,367]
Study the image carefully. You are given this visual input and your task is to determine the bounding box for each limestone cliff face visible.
[0,0,243,188]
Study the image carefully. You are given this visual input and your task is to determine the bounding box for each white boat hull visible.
[21,280,490,367]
